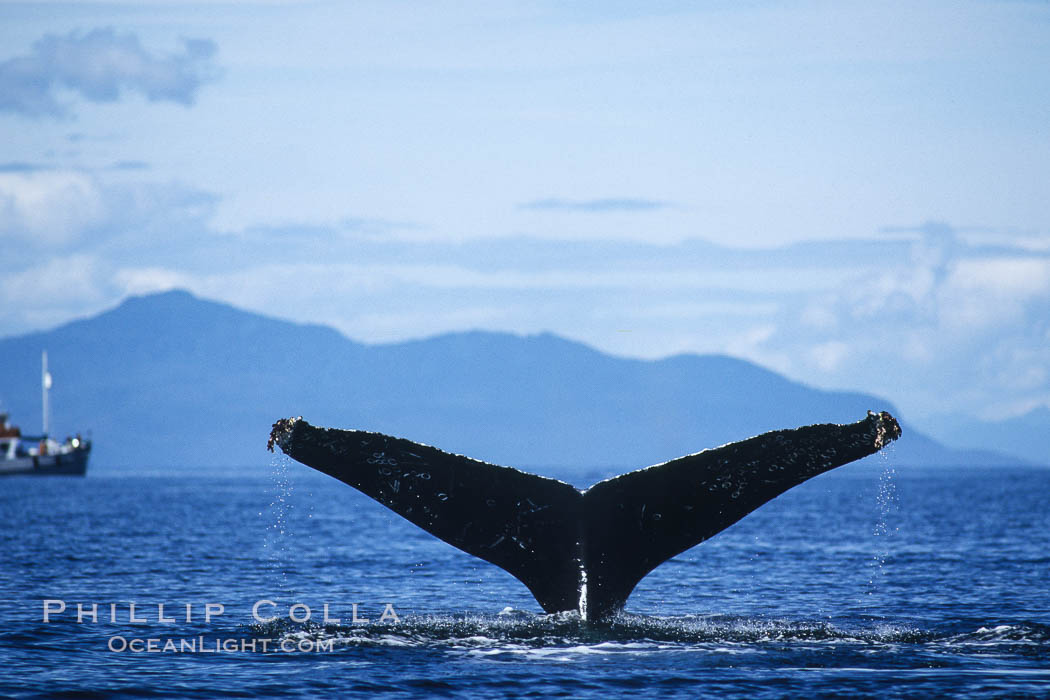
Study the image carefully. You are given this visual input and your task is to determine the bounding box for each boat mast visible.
[42,350,52,437]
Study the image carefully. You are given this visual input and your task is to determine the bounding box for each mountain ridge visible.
[922,406,1050,466]
[0,289,1029,473]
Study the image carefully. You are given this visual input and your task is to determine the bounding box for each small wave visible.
[249,611,932,654]
[946,623,1050,645]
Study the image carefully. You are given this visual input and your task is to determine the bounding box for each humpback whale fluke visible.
[268,411,901,620]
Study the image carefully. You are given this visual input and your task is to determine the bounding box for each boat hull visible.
[0,446,90,476]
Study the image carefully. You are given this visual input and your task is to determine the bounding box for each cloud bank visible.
[1,168,1046,426]
[759,224,1050,421]
[0,28,218,117]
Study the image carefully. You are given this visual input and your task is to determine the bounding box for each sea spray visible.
[263,451,296,598]
[867,444,900,597]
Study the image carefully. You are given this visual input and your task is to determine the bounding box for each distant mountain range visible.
[922,407,1049,467]
[0,290,1030,474]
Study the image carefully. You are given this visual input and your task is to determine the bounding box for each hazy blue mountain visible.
[0,290,1026,474]
[920,407,1050,467]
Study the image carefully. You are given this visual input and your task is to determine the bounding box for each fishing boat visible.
[0,352,90,476]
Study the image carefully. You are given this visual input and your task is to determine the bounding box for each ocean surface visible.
[1,456,1048,698]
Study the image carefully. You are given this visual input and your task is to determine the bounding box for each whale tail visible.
[268,412,901,620]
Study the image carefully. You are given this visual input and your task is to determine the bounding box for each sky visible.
[1,0,1048,430]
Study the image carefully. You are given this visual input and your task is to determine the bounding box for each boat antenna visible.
[42,350,52,437]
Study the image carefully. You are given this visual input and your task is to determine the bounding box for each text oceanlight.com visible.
[41,600,402,653]
[108,636,336,653]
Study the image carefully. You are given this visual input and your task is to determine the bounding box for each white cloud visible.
[0,170,218,263]
[0,253,111,333]
[751,226,1050,419]
[112,267,194,296]
[1,253,102,302]
[0,171,105,245]
[808,341,850,373]
[0,28,218,118]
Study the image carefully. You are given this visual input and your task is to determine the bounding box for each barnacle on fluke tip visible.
[266,416,300,453]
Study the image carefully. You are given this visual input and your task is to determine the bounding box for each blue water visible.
[1,458,1048,698]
